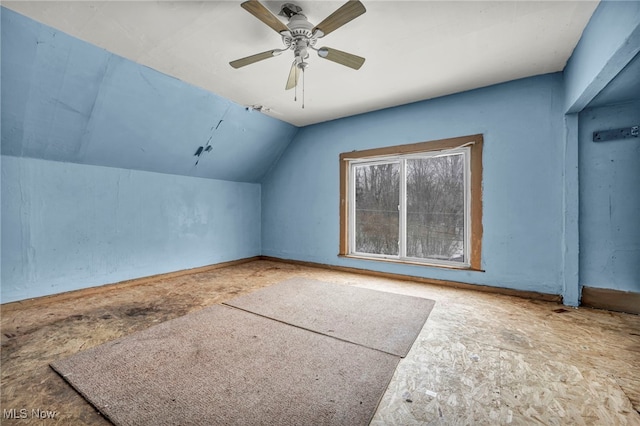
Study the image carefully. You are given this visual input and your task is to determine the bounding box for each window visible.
[340,134,483,270]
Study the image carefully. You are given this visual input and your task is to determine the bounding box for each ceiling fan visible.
[230,0,366,92]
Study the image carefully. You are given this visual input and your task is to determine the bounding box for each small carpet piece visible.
[224,277,435,357]
[51,305,400,426]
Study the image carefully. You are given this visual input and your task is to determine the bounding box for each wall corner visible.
[561,113,580,306]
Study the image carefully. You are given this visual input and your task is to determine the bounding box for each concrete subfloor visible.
[1,259,639,425]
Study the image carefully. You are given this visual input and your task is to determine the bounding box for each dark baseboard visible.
[16,256,629,314]
[581,286,640,315]
[1,256,261,312]
[259,256,562,303]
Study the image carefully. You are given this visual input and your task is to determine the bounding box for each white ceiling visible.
[4,1,600,127]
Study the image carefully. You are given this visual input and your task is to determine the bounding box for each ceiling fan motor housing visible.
[287,13,314,36]
[281,11,317,62]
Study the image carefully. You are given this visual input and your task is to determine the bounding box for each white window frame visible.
[347,147,472,269]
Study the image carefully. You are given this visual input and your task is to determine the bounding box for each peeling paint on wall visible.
[1,7,298,183]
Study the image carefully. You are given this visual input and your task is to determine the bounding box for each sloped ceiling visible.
[1,8,298,183]
[3,1,600,127]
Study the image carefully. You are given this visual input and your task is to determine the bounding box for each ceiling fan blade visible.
[317,47,365,70]
[313,0,366,37]
[241,0,289,34]
[285,61,300,90]
[230,50,280,69]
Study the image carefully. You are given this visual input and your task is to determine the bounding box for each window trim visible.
[339,134,483,271]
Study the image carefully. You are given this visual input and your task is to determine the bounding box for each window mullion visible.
[349,163,356,254]
[399,159,407,259]
[464,148,472,264]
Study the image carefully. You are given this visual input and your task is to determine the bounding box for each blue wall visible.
[262,74,566,295]
[1,156,261,303]
[562,0,640,301]
[261,0,640,302]
[578,100,640,292]
[3,2,640,304]
[1,8,287,303]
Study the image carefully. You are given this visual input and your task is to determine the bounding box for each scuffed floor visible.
[1,260,639,425]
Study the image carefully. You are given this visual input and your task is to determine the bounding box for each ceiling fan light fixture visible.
[231,0,367,99]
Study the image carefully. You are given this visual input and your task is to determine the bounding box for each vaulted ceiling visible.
[2,7,298,183]
[4,1,600,127]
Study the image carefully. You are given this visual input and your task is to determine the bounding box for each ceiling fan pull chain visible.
[302,68,305,109]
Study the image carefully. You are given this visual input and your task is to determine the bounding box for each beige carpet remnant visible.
[51,278,435,425]
[224,277,435,357]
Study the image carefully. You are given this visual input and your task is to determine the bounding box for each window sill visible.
[338,253,485,272]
